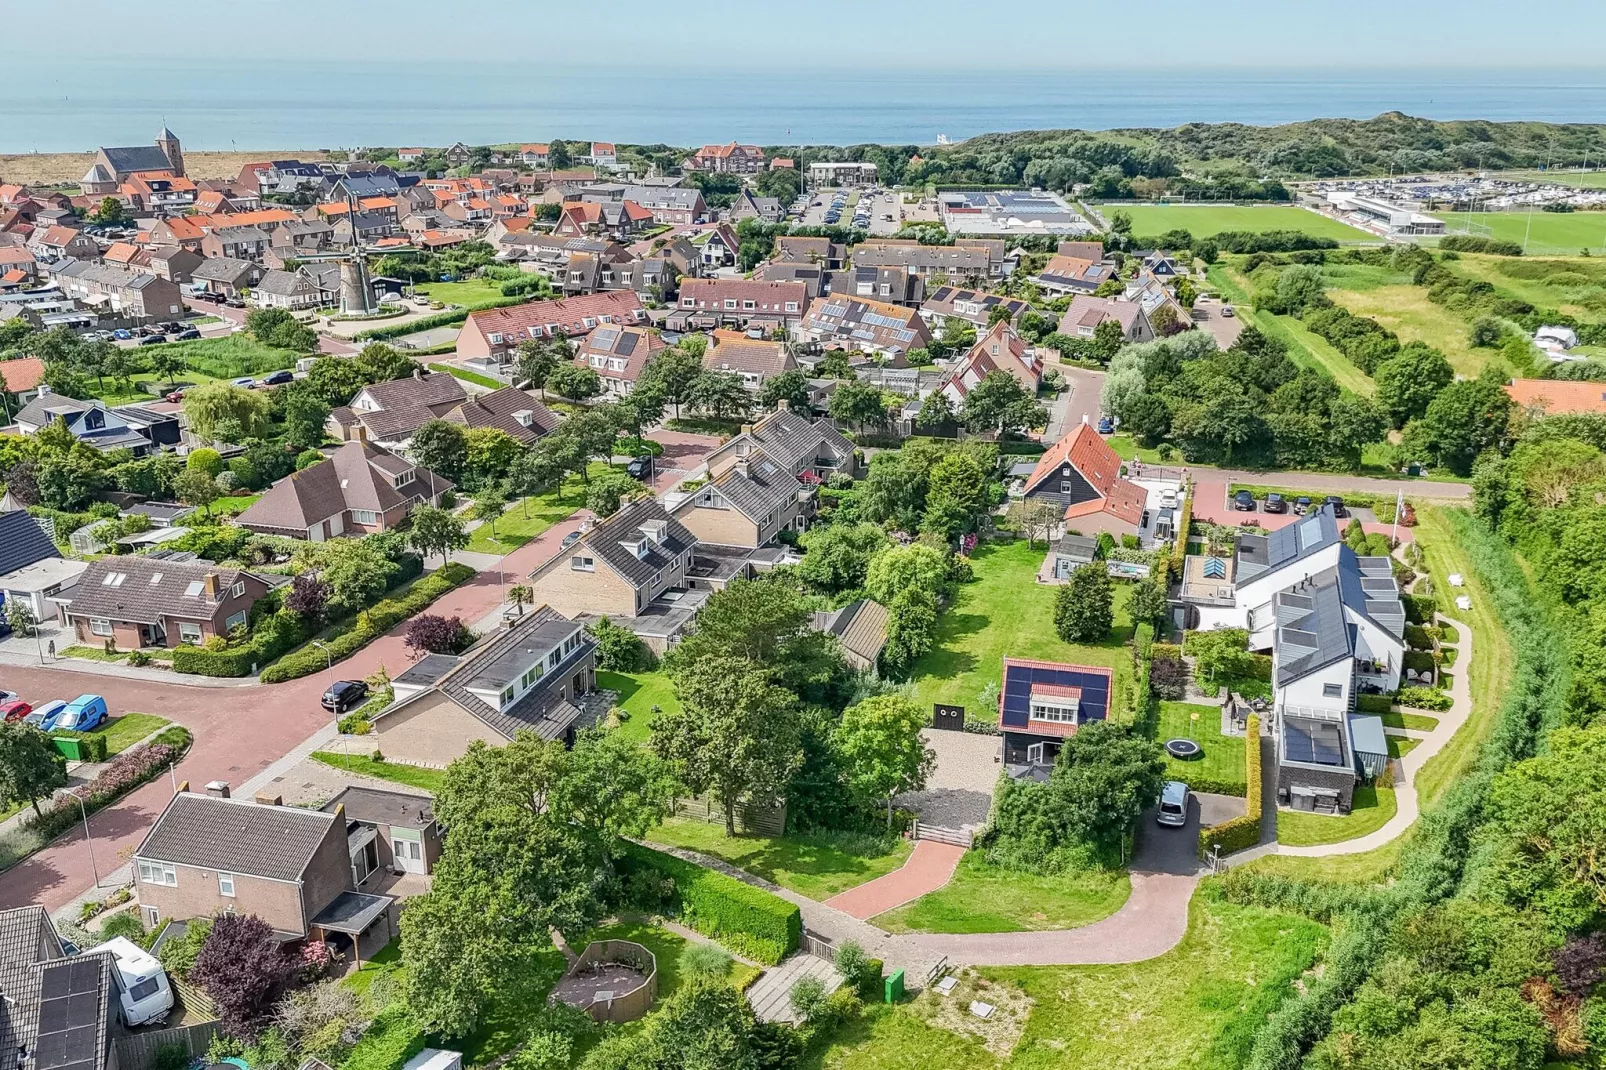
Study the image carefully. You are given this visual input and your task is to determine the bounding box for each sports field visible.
[1492,169,1606,190]
[1113,204,1374,242]
[1434,209,1606,256]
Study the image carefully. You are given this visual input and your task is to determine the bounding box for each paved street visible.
[1045,365,1105,442]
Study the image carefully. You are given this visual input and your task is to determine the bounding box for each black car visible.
[1324,495,1348,518]
[625,456,652,480]
[138,334,168,346]
[261,370,294,386]
[1232,490,1256,512]
[1293,495,1312,515]
[173,328,202,340]
[322,680,368,712]
[1264,493,1288,514]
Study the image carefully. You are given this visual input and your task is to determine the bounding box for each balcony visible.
[1180,580,1235,607]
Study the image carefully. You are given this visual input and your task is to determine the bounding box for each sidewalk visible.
[824,840,964,920]
[0,649,256,687]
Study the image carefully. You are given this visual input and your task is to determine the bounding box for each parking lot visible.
[1191,295,1245,349]
[796,187,902,233]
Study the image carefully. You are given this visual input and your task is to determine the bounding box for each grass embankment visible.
[647,817,910,902]
[871,852,1130,934]
[906,539,1136,723]
[311,751,446,794]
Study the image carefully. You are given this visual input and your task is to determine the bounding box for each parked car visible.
[112,329,132,340]
[1220,305,1235,318]
[23,700,68,732]
[1325,495,1348,518]
[138,334,167,346]
[1159,488,1179,509]
[625,456,652,479]
[173,328,201,340]
[232,377,256,389]
[1232,490,1256,511]
[164,389,186,403]
[90,937,174,1027]
[0,700,32,723]
[560,530,583,550]
[1293,495,1312,515]
[261,370,294,386]
[1157,781,1190,827]
[322,680,368,712]
[1264,492,1288,514]
[0,689,17,705]
[57,694,109,732]
[1096,416,1115,434]
[158,321,183,333]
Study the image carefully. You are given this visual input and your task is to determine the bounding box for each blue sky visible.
[27,0,1606,66]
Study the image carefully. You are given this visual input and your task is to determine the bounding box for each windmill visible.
[297,186,376,314]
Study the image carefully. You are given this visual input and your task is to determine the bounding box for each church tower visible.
[156,125,184,177]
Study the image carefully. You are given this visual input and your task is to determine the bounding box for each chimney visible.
[254,790,283,806]
[776,398,789,410]
[740,423,754,435]
[356,423,368,444]
[1081,413,1089,425]
[203,572,219,599]
[204,780,230,799]
[413,366,423,380]
[734,459,750,479]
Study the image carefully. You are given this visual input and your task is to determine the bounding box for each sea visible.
[5,61,1606,152]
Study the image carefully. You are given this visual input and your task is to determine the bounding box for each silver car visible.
[1157,780,1189,827]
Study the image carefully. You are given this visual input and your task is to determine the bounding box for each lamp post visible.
[312,640,345,769]
[75,794,100,889]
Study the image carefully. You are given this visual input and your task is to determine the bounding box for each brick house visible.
[200,225,271,262]
[1057,295,1154,344]
[371,606,600,764]
[27,226,98,262]
[938,322,1043,406]
[50,261,185,321]
[669,278,809,333]
[325,369,468,448]
[1016,422,1146,540]
[456,290,647,362]
[321,786,441,880]
[703,330,796,391]
[59,553,276,649]
[685,142,765,174]
[797,294,931,363]
[235,439,452,541]
[526,498,697,625]
[134,785,394,950]
[574,324,667,395]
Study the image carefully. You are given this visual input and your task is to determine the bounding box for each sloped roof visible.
[0,356,46,393]
[441,386,557,443]
[1235,506,1341,583]
[581,498,695,590]
[704,332,794,379]
[811,599,890,666]
[236,440,451,532]
[1504,378,1606,415]
[1024,423,1145,525]
[137,791,337,880]
[678,446,801,524]
[1271,574,1353,686]
[0,509,59,577]
[1058,295,1145,335]
[63,554,265,626]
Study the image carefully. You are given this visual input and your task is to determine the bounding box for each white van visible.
[89,936,174,1027]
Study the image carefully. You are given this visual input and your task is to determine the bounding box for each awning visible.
[309,891,394,935]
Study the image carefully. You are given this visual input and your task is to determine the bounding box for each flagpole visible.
[1390,489,1402,547]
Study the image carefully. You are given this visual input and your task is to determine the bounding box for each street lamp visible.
[313,640,345,768]
[75,794,100,889]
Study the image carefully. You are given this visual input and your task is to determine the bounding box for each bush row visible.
[1402,623,1436,650]
[1397,686,1453,711]
[1168,483,1193,583]
[1199,712,1261,858]
[24,728,191,843]
[618,843,801,965]
[48,731,108,763]
[1401,593,1437,626]
[259,563,476,683]
[1438,234,1524,256]
[352,298,522,341]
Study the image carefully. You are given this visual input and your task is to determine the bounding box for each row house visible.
[830,265,925,308]
[575,324,666,395]
[669,278,809,333]
[51,260,184,321]
[28,225,98,261]
[1034,253,1115,297]
[190,256,264,298]
[457,289,648,361]
[849,240,995,284]
[581,184,706,225]
[148,246,205,284]
[148,215,207,251]
[704,330,796,391]
[245,159,327,195]
[554,200,653,241]
[774,235,845,270]
[797,293,932,364]
[919,285,1029,332]
[120,170,198,215]
[200,225,272,262]
[686,142,766,174]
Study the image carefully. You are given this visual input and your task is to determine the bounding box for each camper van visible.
[89,936,174,1027]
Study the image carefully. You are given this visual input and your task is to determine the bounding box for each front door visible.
[392,829,425,874]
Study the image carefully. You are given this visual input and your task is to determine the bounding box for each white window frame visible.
[218,872,235,897]
[353,509,380,525]
[138,860,177,886]
[571,555,595,572]
[177,622,203,645]
[89,617,113,637]
[1322,682,1343,699]
[228,581,245,599]
[1029,699,1078,725]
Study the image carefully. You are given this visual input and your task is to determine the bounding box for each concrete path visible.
[824,840,965,920]
[1278,613,1472,857]
[1044,366,1104,442]
[746,954,842,1024]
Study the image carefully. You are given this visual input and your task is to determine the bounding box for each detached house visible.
[14,395,179,455]
[939,322,1042,405]
[191,256,263,298]
[669,278,808,333]
[526,498,698,633]
[372,606,600,764]
[1057,295,1153,344]
[326,370,468,447]
[236,439,452,541]
[59,552,275,649]
[441,386,559,445]
[997,657,1115,773]
[457,290,647,362]
[575,324,667,396]
[686,142,766,174]
[704,330,796,391]
[1016,422,1146,540]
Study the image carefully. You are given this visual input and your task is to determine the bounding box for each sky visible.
[15,0,1606,68]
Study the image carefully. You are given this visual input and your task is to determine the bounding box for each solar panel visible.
[1284,720,1345,766]
[34,960,104,1070]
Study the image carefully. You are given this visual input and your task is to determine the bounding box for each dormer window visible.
[395,470,416,488]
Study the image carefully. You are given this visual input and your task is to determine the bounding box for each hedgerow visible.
[618,843,801,965]
[1199,712,1261,858]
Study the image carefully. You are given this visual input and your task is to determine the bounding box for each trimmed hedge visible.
[1403,623,1436,651]
[1168,482,1193,583]
[351,297,522,341]
[620,843,800,965]
[1355,694,1394,715]
[1401,650,1436,674]
[259,563,476,683]
[1397,686,1453,712]
[172,644,259,677]
[1401,594,1437,625]
[1199,712,1261,858]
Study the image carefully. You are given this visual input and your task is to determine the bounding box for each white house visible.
[1180,507,1345,636]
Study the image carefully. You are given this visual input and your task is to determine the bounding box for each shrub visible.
[1397,686,1453,711]
[679,941,734,982]
[403,614,473,656]
[191,913,300,1039]
[50,730,107,763]
[151,1044,189,1070]
[172,644,260,677]
[616,843,801,964]
[341,1005,425,1070]
[1401,593,1437,625]
[1403,623,1437,650]
[1199,712,1261,858]
[788,976,827,1023]
[1355,694,1394,715]
[158,916,213,978]
[259,563,475,683]
[1402,650,1437,674]
[100,911,145,941]
[1440,234,1524,256]
[25,735,186,841]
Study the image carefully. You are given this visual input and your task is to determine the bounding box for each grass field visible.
[1445,253,1606,321]
[1276,785,1396,847]
[96,713,170,755]
[1387,735,1421,759]
[1207,264,1375,395]
[1381,710,1439,732]
[1326,282,1492,376]
[648,817,911,901]
[596,669,680,745]
[813,895,1327,1070]
[462,462,608,554]
[871,852,1131,934]
[95,335,304,403]
[907,539,1136,723]
[311,750,445,794]
[415,279,509,308]
[1434,208,1606,256]
[1158,702,1246,794]
[1494,169,1606,190]
[586,919,762,1000]
[1111,204,1373,243]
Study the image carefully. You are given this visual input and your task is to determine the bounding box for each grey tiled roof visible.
[0,509,60,577]
[0,906,64,1067]
[1272,572,1353,686]
[1235,506,1340,583]
[749,407,854,470]
[191,256,257,283]
[437,606,594,741]
[583,498,695,590]
[100,145,172,174]
[1336,548,1406,639]
[63,555,266,627]
[136,792,338,881]
[687,447,800,524]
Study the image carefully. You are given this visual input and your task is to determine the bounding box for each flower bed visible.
[21,728,192,846]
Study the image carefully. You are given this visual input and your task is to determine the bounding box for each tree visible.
[616,382,665,442]
[1325,394,1389,470]
[277,382,331,451]
[1469,315,1506,348]
[665,578,842,699]
[584,470,647,518]
[586,615,654,672]
[796,523,892,594]
[172,468,221,516]
[920,450,990,542]
[637,347,704,418]
[244,308,317,352]
[405,614,473,656]
[1128,579,1169,630]
[647,980,762,1070]
[688,370,750,420]
[515,339,560,394]
[1375,345,1454,428]
[916,390,954,430]
[305,355,368,408]
[0,723,68,818]
[506,447,563,506]
[759,368,811,414]
[547,362,602,402]
[183,382,270,442]
[881,587,938,674]
[284,573,330,622]
[1054,562,1114,643]
[410,419,468,482]
[88,196,129,224]
[828,379,889,432]
[865,543,949,607]
[353,342,418,383]
[470,487,507,537]
[1188,627,1253,683]
[1007,499,1061,548]
[1093,318,1126,363]
[148,346,187,391]
[834,695,935,827]
[463,427,521,490]
[190,913,299,1039]
[652,654,802,835]
[311,538,397,617]
[1053,721,1167,849]
[961,370,1046,437]
[554,406,621,480]
[1149,304,1183,338]
[186,447,225,477]
[1417,370,1514,475]
[408,503,468,563]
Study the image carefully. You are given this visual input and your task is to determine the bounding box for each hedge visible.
[23,728,192,844]
[1168,482,1193,583]
[1397,686,1453,712]
[1401,650,1436,674]
[258,563,476,683]
[620,843,800,965]
[172,644,259,677]
[351,297,522,341]
[1401,594,1437,626]
[1355,694,1394,715]
[1403,623,1436,651]
[428,362,502,390]
[1199,712,1261,859]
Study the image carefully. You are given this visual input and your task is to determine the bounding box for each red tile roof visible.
[0,357,47,393]
[465,290,646,343]
[1025,423,1146,526]
[1505,378,1606,415]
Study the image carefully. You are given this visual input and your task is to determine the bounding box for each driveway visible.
[1192,475,1418,542]
[1045,365,1104,442]
[1192,296,1245,349]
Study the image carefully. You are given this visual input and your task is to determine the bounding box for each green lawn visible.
[1111,204,1374,243]
[1239,837,1405,885]
[414,278,510,308]
[96,713,170,755]
[96,335,304,403]
[1207,264,1374,395]
[207,493,262,518]
[61,646,128,663]
[1433,209,1606,256]
[1443,253,1606,322]
[1327,282,1493,377]
[1276,785,1396,847]
[648,817,911,902]
[597,669,680,745]
[813,895,1327,1070]
[1387,735,1421,759]
[463,463,608,554]
[587,919,761,1000]
[311,751,445,794]
[1157,702,1245,795]
[1381,710,1439,732]
[871,852,1130,934]
[907,539,1136,724]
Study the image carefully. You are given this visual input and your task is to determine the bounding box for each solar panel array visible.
[34,959,103,1070]
[1284,719,1346,767]
[1000,663,1110,730]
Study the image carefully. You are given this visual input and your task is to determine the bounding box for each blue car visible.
[24,700,68,732]
[57,694,109,732]
[1096,416,1115,434]
[113,329,132,341]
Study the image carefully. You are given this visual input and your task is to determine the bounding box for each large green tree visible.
[833,695,935,826]
[1416,370,1513,476]
[1054,562,1114,643]
[183,382,271,442]
[795,522,892,594]
[960,371,1046,437]
[410,419,469,482]
[1375,344,1454,428]
[407,503,468,563]
[0,723,68,818]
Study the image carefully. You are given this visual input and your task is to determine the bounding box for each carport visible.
[309,891,395,968]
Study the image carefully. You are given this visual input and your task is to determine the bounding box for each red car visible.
[0,700,32,723]
[164,389,186,403]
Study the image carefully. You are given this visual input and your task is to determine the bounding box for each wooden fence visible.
[799,930,836,959]
[672,795,785,837]
[115,1021,219,1070]
[911,821,974,848]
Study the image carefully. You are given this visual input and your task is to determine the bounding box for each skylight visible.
[185,580,205,597]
